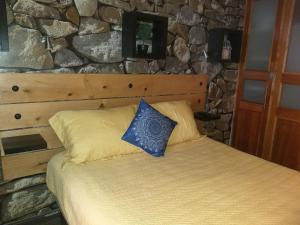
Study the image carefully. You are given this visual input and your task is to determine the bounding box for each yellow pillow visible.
[151,100,201,145]
[49,105,140,164]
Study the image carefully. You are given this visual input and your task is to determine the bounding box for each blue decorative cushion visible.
[122,99,177,157]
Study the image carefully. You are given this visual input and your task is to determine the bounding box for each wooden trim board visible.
[1,148,63,181]
[0,73,208,181]
[0,94,205,131]
[0,74,206,104]
[0,95,205,153]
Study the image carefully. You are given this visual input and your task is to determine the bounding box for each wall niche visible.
[122,11,168,59]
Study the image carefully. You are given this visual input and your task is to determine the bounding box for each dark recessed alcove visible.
[122,11,168,59]
[208,28,242,63]
[0,0,9,52]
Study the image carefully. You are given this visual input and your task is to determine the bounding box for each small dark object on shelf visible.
[2,134,47,155]
[194,112,221,121]
[137,44,149,56]
[208,28,242,63]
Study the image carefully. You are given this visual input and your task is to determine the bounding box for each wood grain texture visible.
[262,0,294,159]
[239,101,264,113]
[234,109,263,156]
[0,94,205,131]
[243,71,269,81]
[261,1,300,167]
[277,108,300,123]
[0,95,205,151]
[272,119,300,171]
[0,74,207,104]
[233,0,284,157]
[2,148,63,181]
[282,73,300,85]
[234,0,300,172]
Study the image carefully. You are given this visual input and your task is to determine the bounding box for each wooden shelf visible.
[1,148,63,181]
[0,134,60,181]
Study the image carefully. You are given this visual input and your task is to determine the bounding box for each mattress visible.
[46,137,300,225]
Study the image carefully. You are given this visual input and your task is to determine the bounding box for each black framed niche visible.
[122,12,168,59]
[208,28,242,63]
[0,0,9,51]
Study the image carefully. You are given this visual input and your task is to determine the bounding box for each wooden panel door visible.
[233,0,283,156]
[262,0,300,170]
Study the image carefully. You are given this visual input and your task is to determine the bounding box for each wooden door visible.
[262,0,300,170]
[233,0,283,156]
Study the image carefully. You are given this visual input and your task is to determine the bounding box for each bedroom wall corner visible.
[0,0,244,224]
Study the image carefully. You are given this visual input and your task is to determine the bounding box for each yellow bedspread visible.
[46,137,300,225]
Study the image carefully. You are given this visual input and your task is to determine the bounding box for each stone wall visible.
[0,0,244,223]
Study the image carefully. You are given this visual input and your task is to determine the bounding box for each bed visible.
[47,136,300,225]
[1,73,300,224]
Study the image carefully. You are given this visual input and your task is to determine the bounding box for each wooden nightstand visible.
[0,134,61,181]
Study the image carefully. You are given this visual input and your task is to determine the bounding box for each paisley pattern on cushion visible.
[122,99,177,157]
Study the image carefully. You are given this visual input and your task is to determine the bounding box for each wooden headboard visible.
[0,73,207,180]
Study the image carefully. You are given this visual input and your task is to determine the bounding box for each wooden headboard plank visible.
[0,94,205,154]
[0,94,205,131]
[0,74,206,104]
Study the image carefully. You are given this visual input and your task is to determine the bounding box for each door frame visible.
[262,0,300,160]
[233,0,284,156]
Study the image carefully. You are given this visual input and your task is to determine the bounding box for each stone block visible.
[72,31,123,63]
[173,37,190,63]
[0,25,53,69]
[125,60,149,74]
[0,174,46,196]
[13,0,60,19]
[74,0,97,16]
[1,185,56,222]
[78,63,124,74]
[176,5,201,26]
